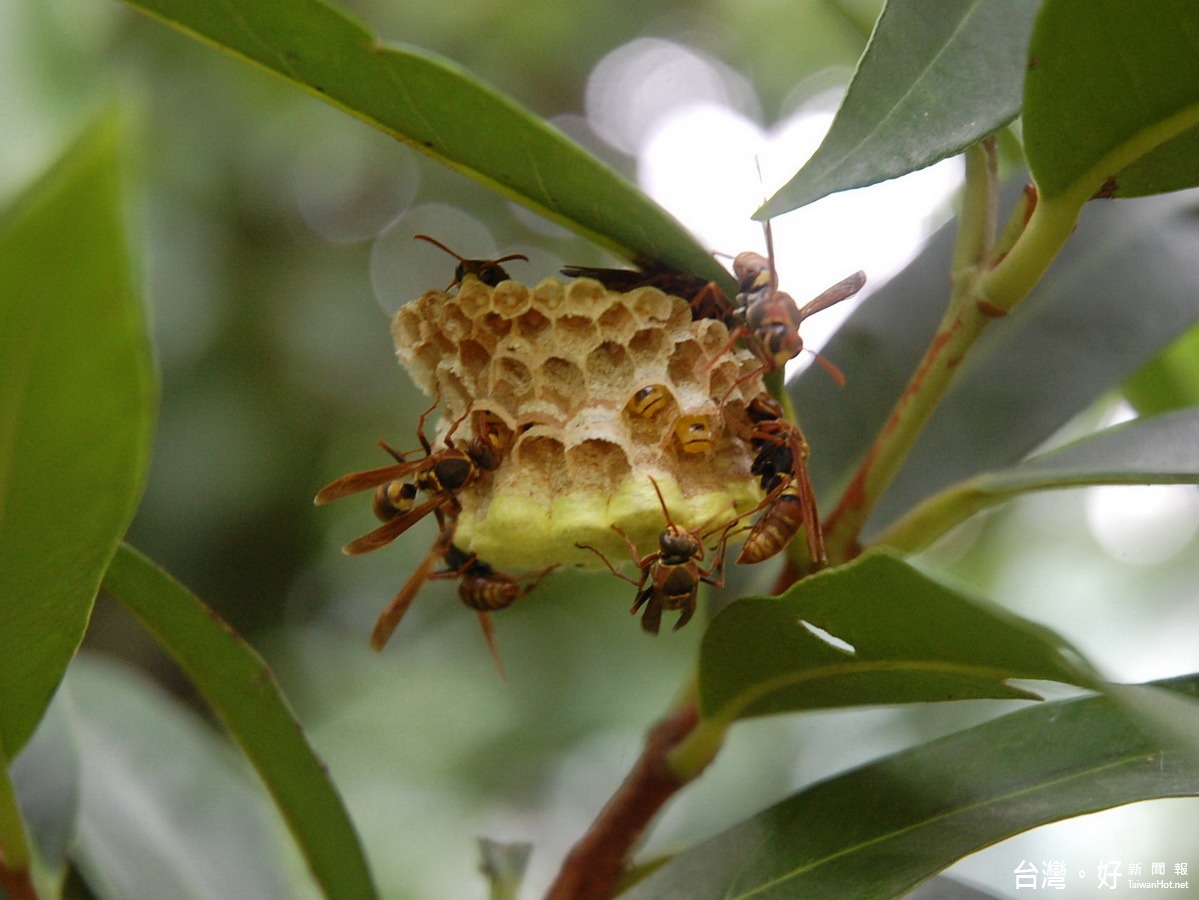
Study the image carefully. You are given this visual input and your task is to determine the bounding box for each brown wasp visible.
[414,234,529,289]
[576,477,737,635]
[734,394,826,568]
[371,521,557,674]
[730,221,865,375]
[314,403,512,555]
[560,263,736,325]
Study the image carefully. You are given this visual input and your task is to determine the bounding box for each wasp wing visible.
[369,543,444,651]
[796,270,866,321]
[314,459,426,505]
[793,455,827,568]
[342,493,447,554]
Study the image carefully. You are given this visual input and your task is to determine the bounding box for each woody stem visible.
[545,695,710,900]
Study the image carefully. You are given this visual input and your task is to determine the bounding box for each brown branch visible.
[0,863,38,900]
[545,700,702,900]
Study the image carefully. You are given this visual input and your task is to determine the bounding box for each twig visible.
[545,700,701,900]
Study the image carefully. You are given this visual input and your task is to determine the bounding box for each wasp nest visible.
[392,275,765,569]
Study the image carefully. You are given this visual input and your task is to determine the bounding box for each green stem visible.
[950,138,998,279]
[978,191,1082,315]
[665,713,729,782]
[821,143,1002,560]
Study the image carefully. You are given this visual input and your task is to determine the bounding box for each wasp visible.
[576,477,736,635]
[314,404,512,555]
[735,398,826,568]
[371,521,557,674]
[414,234,529,289]
[731,221,865,374]
[560,263,736,325]
[371,478,418,522]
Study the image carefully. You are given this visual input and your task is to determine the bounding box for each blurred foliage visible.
[6,0,1199,896]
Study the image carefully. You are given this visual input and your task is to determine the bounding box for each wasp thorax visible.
[392,275,766,569]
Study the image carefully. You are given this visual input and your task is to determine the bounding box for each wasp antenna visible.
[761,219,779,291]
[492,252,530,266]
[646,476,675,528]
[477,612,508,680]
[413,233,464,261]
[377,439,418,463]
[807,348,846,387]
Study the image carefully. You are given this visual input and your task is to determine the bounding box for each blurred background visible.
[5,0,1197,896]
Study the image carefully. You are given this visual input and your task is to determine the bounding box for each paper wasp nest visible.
[392,275,765,569]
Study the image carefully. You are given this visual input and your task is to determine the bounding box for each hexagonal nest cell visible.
[392,275,766,569]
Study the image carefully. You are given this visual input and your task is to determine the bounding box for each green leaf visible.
[622,675,1199,900]
[118,0,730,286]
[64,655,298,900]
[102,544,376,900]
[759,0,1038,218]
[1023,0,1199,202]
[1107,681,1199,762]
[699,551,1101,724]
[0,112,154,757]
[794,188,1199,536]
[879,408,1199,553]
[1123,318,1199,416]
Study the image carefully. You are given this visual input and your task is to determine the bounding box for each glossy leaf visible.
[1024,0,1199,201]
[793,188,1199,537]
[1123,318,1199,416]
[623,675,1199,900]
[0,112,154,756]
[65,655,297,900]
[699,551,1101,724]
[102,544,376,900]
[118,0,731,287]
[760,0,1038,218]
[879,408,1199,552]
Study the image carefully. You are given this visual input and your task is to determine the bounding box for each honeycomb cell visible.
[566,437,631,487]
[455,278,492,318]
[457,338,491,383]
[596,301,636,344]
[553,314,599,350]
[432,369,472,418]
[563,277,610,317]
[585,341,635,396]
[626,286,675,324]
[667,339,708,387]
[440,304,473,343]
[514,307,551,342]
[695,318,734,357]
[479,311,512,343]
[531,278,566,316]
[513,432,567,482]
[627,327,669,363]
[493,355,533,398]
[492,280,532,318]
[393,307,422,349]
